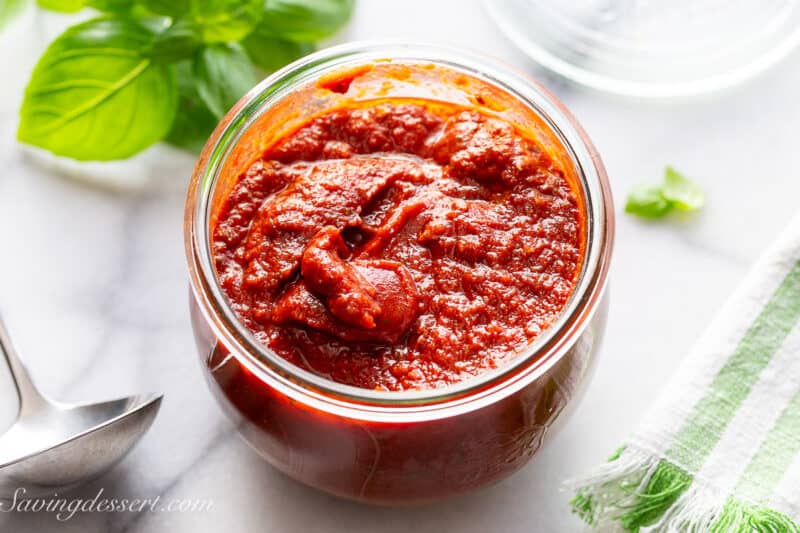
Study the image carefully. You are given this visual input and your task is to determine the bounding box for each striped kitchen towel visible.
[570,216,800,532]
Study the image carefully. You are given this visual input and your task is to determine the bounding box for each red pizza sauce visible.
[212,92,584,391]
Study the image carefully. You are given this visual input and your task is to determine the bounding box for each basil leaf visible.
[187,0,262,43]
[18,17,178,161]
[138,0,189,17]
[165,60,218,153]
[1,0,28,30]
[86,0,133,12]
[260,0,354,42]
[167,96,217,153]
[242,31,314,72]
[37,0,84,12]
[662,166,704,211]
[625,167,705,219]
[193,43,256,119]
[624,184,671,219]
[150,19,200,63]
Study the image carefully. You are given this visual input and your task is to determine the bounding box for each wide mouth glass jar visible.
[185,42,614,504]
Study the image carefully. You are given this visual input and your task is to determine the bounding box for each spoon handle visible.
[0,314,48,414]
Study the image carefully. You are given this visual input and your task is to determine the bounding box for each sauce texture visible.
[213,93,584,391]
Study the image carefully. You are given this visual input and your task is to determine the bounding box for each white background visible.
[0,1,799,531]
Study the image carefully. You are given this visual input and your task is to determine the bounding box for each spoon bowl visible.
[0,394,161,499]
[0,316,162,499]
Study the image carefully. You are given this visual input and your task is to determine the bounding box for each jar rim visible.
[184,41,614,415]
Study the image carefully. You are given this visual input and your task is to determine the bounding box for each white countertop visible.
[1,1,799,531]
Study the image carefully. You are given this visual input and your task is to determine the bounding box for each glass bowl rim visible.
[483,0,800,98]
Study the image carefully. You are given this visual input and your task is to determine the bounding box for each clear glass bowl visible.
[485,0,800,98]
[184,42,614,504]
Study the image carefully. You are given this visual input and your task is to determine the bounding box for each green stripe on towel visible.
[706,389,800,533]
[670,260,800,472]
[736,389,800,502]
[572,257,800,532]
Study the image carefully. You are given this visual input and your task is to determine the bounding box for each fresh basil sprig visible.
[625,167,705,219]
[13,0,355,161]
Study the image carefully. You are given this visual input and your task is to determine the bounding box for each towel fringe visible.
[567,447,800,532]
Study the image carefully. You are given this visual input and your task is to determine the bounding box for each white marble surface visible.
[1,1,799,531]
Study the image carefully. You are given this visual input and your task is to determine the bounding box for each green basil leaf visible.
[18,17,178,161]
[662,166,704,211]
[133,14,171,34]
[624,184,671,219]
[242,31,314,72]
[193,43,256,119]
[1,0,28,30]
[150,19,200,63]
[166,96,217,153]
[85,0,133,12]
[37,0,84,13]
[188,0,262,43]
[259,0,354,42]
[165,60,218,153]
[138,0,190,17]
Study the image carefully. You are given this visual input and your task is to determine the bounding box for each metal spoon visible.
[0,315,162,498]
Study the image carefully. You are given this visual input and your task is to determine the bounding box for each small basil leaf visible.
[139,0,190,17]
[259,0,354,42]
[242,31,314,72]
[624,184,671,219]
[193,43,256,119]
[188,0,262,43]
[662,166,704,212]
[165,61,218,153]
[37,0,84,12]
[1,0,27,30]
[150,19,200,63]
[18,17,178,161]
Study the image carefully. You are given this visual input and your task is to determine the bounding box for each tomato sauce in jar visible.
[186,47,612,504]
[212,77,584,391]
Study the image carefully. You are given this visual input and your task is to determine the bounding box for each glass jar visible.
[184,43,614,504]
